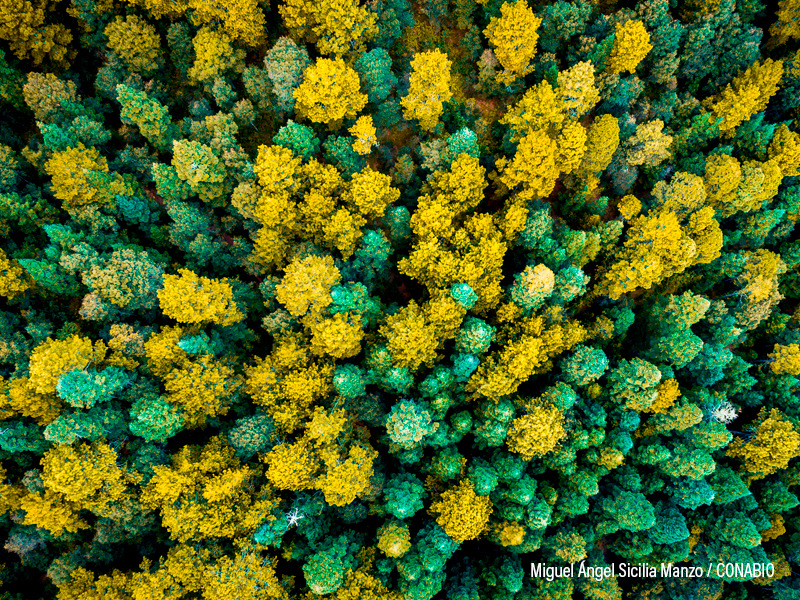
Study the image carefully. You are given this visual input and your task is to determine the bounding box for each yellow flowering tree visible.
[483,0,541,85]
[605,20,652,74]
[401,50,453,132]
[294,58,367,125]
[158,269,243,326]
[429,480,493,542]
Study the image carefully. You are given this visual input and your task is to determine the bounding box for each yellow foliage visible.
[555,120,588,174]
[104,15,162,76]
[429,480,493,542]
[645,378,681,415]
[254,144,303,197]
[294,57,367,125]
[305,312,364,359]
[0,2,72,67]
[350,116,378,156]
[401,50,453,131]
[164,355,240,427]
[263,440,319,490]
[306,407,348,445]
[484,0,541,85]
[761,514,786,541]
[280,0,376,57]
[144,325,189,377]
[142,437,278,543]
[188,27,245,83]
[276,254,341,317]
[507,401,566,459]
[28,335,104,395]
[343,166,400,219]
[498,129,559,196]
[737,249,787,304]
[0,248,29,298]
[377,522,411,558]
[495,521,526,546]
[706,59,784,137]
[333,567,404,600]
[769,343,800,375]
[769,0,800,46]
[20,489,88,538]
[22,72,78,122]
[625,119,672,166]
[727,409,800,479]
[323,207,367,259]
[317,444,378,506]
[41,441,133,517]
[2,377,62,425]
[54,567,132,600]
[684,205,723,265]
[380,301,439,371]
[769,125,800,177]
[158,269,243,326]
[617,194,642,220]
[188,0,266,47]
[557,61,600,118]
[605,20,652,74]
[576,114,620,179]
[499,80,563,143]
[704,153,741,215]
[44,144,109,210]
[203,546,288,600]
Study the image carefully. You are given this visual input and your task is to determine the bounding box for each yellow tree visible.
[187,27,245,84]
[279,0,377,57]
[104,15,162,76]
[727,409,800,479]
[343,166,400,219]
[294,58,367,125]
[483,0,541,85]
[624,120,672,167]
[575,114,620,180]
[401,50,453,132]
[158,269,243,326]
[768,125,800,177]
[429,480,493,542]
[704,59,784,138]
[350,116,378,156]
[497,129,559,196]
[507,400,566,459]
[142,437,278,542]
[276,254,341,317]
[557,61,601,119]
[768,344,800,376]
[605,20,652,74]
[164,356,241,427]
[0,248,29,299]
[188,0,267,47]
[44,144,109,211]
[40,441,137,517]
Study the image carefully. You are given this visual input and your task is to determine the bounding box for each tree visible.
[257,37,310,114]
[498,129,559,196]
[293,58,367,125]
[727,409,800,479]
[354,48,397,104]
[280,0,377,57]
[164,355,240,427]
[350,116,378,156]
[401,50,453,132]
[44,144,109,211]
[557,61,600,119]
[624,120,672,166]
[768,343,800,375]
[116,85,175,152]
[483,0,541,85]
[605,21,653,75]
[430,480,493,542]
[575,114,620,180]
[704,59,784,138]
[506,401,565,459]
[187,27,245,84]
[104,15,162,77]
[276,254,341,317]
[0,248,29,299]
[158,269,244,326]
[187,0,266,47]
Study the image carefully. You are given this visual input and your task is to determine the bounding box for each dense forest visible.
[0,0,800,598]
